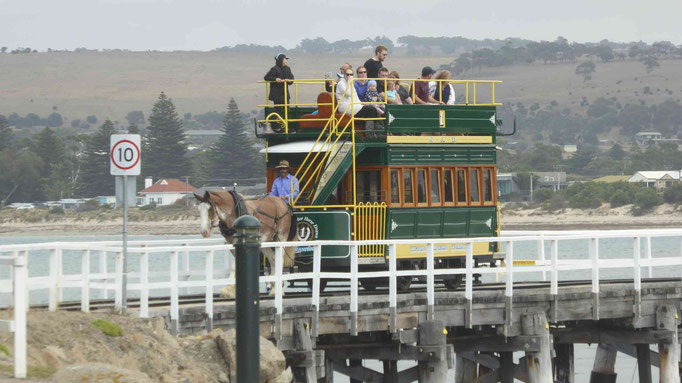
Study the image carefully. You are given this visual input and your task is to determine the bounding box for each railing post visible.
[182,243,190,296]
[426,243,435,321]
[170,250,179,335]
[140,251,149,318]
[99,250,107,299]
[550,240,559,322]
[504,241,514,336]
[233,216,262,383]
[389,244,397,333]
[49,248,58,311]
[350,244,358,336]
[13,253,27,379]
[633,237,642,321]
[274,246,284,342]
[205,250,214,331]
[81,250,90,313]
[312,244,321,338]
[538,233,546,281]
[465,242,474,329]
[645,236,652,278]
[590,238,600,321]
[115,250,123,313]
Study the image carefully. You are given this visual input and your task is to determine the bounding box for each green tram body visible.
[257,84,505,286]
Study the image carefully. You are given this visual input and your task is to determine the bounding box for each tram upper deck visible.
[255,78,503,143]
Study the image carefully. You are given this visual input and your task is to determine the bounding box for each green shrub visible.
[48,206,65,215]
[77,199,100,212]
[91,319,123,337]
[0,343,9,357]
[542,193,567,212]
[139,203,156,211]
[634,187,663,211]
[533,188,553,203]
[609,190,633,207]
[663,183,682,204]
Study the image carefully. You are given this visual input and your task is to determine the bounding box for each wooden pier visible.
[155,279,682,382]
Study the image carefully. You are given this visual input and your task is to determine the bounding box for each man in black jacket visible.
[264,53,295,132]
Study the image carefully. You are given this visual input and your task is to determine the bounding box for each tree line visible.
[0,94,262,205]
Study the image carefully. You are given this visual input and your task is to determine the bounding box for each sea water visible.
[2,234,679,380]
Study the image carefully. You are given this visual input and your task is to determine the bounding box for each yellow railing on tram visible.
[355,202,387,258]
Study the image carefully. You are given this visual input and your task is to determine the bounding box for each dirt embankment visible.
[0,310,291,382]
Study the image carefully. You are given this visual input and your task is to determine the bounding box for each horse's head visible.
[194,190,243,238]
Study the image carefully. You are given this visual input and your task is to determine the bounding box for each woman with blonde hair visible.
[388,71,413,104]
[429,70,456,105]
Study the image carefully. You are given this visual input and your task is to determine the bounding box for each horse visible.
[194,190,298,297]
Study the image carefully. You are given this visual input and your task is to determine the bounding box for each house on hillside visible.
[628,171,681,192]
[534,171,568,192]
[562,145,577,159]
[138,178,197,206]
[635,132,662,146]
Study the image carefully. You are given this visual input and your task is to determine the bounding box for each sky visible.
[1,0,681,51]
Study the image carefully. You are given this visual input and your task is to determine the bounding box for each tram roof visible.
[259,140,333,154]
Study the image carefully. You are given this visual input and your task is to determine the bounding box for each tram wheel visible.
[397,276,412,291]
[443,275,463,290]
[360,279,379,291]
[307,279,328,293]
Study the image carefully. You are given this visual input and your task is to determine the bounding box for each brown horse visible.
[194,190,297,297]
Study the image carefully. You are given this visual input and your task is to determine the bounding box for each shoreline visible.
[1,215,680,237]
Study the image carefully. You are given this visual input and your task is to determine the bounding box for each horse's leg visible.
[261,247,278,295]
[219,249,237,298]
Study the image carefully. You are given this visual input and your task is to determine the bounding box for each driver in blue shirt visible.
[269,160,300,204]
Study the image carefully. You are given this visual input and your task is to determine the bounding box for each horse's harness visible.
[217,191,294,242]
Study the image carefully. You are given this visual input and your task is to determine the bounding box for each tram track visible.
[25,277,679,312]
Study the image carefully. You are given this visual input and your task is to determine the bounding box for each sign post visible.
[110,134,141,313]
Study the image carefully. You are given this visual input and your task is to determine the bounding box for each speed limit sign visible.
[110,134,141,176]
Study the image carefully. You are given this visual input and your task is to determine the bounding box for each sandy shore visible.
[0,204,680,237]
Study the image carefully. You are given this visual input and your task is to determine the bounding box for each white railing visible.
[0,253,27,378]
[1,229,681,354]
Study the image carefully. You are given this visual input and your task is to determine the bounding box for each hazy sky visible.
[2,0,681,51]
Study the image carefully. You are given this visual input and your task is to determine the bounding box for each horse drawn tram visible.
[255,75,511,291]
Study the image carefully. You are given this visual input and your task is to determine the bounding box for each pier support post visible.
[555,344,574,383]
[499,352,514,383]
[521,311,552,383]
[657,305,680,383]
[349,360,362,383]
[382,360,398,383]
[418,320,448,383]
[455,355,477,382]
[589,344,617,383]
[635,344,652,383]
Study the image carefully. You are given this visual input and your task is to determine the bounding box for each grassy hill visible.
[1,50,681,133]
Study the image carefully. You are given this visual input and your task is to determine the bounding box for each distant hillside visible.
[1,51,681,139]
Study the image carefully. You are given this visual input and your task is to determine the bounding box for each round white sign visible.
[110,135,141,176]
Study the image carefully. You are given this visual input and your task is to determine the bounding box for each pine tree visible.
[0,115,12,151]
[74,120,116,197]
[208,98,261,182]
[143,92,189,179]
[32,127,66,178]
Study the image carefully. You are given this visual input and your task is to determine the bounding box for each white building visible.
[635,132,662,146]
[138,178,197,206]
[628,171,681,192]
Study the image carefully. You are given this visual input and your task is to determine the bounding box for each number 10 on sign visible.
[110,135,141,176]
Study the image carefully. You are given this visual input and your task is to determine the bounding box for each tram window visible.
[430,169,441,204]
[357,170,382,202]
[444,169,454,203]
[417,169,427,204]
[390,170,400,204]
[470,169,480,203]
[403,170,414,204]
[456,169,467,203]
[483,168,493,202]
